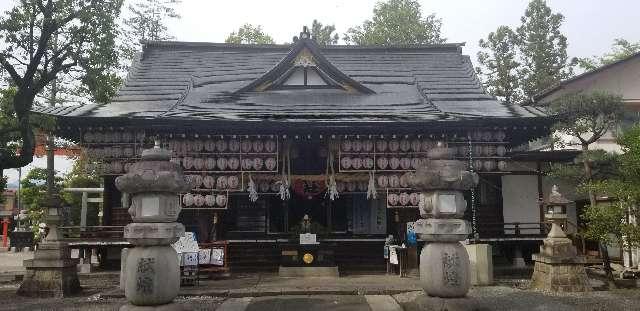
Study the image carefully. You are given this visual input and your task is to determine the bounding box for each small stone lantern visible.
[116,141,192,309]
[544,185,569,239]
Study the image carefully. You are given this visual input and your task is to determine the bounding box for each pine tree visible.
[309,20,339,45]
[225,24,275,45]
[516,0,573,103]
[476,26,522,104]
[121,0,181,64]
[344,0,445,45]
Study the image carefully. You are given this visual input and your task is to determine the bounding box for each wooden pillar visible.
[102,176,120,226]
[537,161,544,234]
[2,218,9,248]
[80,192,88,230]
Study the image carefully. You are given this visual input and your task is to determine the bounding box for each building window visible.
[280,66,332,88]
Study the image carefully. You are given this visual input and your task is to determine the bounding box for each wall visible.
[539,55,640,153]
[501,175,540,234]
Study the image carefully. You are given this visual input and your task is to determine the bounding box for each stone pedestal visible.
[531,237,591,292]
[407,151,479,299]
[17,241,80,297]
[512,246,526,268]
[116,142,191,309]
[465,244,493,286]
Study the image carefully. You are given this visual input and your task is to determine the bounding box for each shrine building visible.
[35,28,561,273]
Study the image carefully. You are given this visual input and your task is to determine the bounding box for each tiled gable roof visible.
[35,39,546,123]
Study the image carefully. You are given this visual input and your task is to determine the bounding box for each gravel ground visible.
[395,284,640,311]
[2,275,640,310]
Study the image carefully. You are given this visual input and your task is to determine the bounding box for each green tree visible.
[309,19,338,45]
[20,167,63,237]
[476,26,522,104]
[575,39,640,71]
[516,0,573,102]
[225,24,274,44]
[0,0,123,174]
[581,125,640,285]
[121,0,181,64]
[549,91,624,285]
[344,0,445,45]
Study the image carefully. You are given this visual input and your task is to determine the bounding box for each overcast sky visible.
[163,0,640,61]
[1,0,639,185]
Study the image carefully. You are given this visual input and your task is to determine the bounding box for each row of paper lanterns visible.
[173,157,278,171]
[83,131,145,143]
[387,192,420,207]
[186,175,240,190]
[182,193,227,207]
[167,139,277,154]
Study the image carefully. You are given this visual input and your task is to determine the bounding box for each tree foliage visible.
[225,24,274,45]
[476,26,521,104]
[476,0,573,104]
[575,38,640,71]
[20,167,63,236]
[550,92,624,148]
[121,0,181,63]
[549,92,627,284]
[344,0,445,45]
[309,19,338,45]
[516,0,573,102]
[581,125,640,271]
[0,0,123,172]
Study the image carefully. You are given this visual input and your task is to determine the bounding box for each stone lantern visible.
[406,143,478,298]
[531,185,591,292]
[18,195,81,297]
[116,141,192,309]
[544,185,569,239]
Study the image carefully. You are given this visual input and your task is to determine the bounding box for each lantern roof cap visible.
[547,185,571,205]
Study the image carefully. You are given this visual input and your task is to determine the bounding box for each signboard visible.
[299,233,318,245]
[389,246,399,265]
[171,232,199,254]
[211,248,224,266]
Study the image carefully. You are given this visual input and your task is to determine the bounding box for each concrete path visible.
[216,295,378,311]
[365,295,403,311]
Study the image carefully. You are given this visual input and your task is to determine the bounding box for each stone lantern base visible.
[531,238,591,292]
[17,241,80,297]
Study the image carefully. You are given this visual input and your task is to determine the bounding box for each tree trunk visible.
[0,92,36,170]
[581,144,597,208]
[600,243,617,289]
[583,143,617,288]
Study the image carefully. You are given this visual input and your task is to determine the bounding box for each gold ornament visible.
[302,253,314,264]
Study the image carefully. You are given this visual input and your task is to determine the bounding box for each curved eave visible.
[46,113,553,147]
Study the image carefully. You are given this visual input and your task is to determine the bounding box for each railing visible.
[476,222,551,240]
[59,226,125,241]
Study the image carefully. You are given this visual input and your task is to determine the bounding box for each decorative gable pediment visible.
[235,27,375,94]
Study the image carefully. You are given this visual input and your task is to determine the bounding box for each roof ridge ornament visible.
[293,26,312,43]
[300,26,310,40]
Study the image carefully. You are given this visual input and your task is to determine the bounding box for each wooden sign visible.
[299,233,317,245]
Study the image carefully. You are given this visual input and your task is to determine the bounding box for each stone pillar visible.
[407,144,478,298]
[513,246,526,268]
[530,186,591,292]
[17,196,81,297]
[116,141,191,309]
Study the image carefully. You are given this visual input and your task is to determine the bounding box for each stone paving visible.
[0,250,33,282]
[2,270,640,310]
